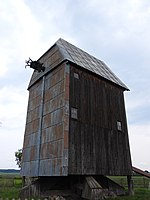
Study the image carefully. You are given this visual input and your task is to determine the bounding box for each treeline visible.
[0,169,20,173]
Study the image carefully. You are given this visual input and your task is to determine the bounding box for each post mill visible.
[21,38,133,199]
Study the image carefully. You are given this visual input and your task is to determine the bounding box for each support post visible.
[127,175,134,196]
[22,176,25,187]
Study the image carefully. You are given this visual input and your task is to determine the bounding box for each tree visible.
[145,170,150,173]
[15,149,22,168]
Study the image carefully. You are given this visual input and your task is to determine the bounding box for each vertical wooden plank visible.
[69,65,132,176]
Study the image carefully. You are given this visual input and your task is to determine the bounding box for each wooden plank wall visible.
[21,62,70,176]
[21,79,43,176]
[69,66,132,176]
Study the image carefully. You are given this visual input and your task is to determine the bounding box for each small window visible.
[74,73,79,79]
[117,121,122,131]
[71,107,78,119]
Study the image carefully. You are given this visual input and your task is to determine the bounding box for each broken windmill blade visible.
[25,58,45,73]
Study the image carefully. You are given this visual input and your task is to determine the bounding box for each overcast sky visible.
[0,0,150,171]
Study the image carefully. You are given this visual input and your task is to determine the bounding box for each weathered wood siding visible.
[21,62,69,176]
[69,66,132,175]
[21,79,42,176]
[39,63,69,176]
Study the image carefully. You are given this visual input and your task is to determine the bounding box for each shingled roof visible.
[29,38,128,90]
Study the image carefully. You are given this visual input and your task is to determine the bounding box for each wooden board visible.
[69,65,132,175]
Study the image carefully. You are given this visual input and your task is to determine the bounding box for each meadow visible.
[0,173,22,198]
[110,175,150,189]
[108,176,150,200]
[0,173,150,199]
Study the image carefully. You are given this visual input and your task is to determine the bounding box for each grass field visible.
[108,189,150,200]
[0,173,22,198]
[0,173,150,199]
[110,176,150,188]
[108,176,150,200]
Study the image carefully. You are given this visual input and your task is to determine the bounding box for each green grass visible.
[0,187,21,198]
[107,189,150,200]
[0,173,22,198]
[107,176,150,200]
[109,176,150,188]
